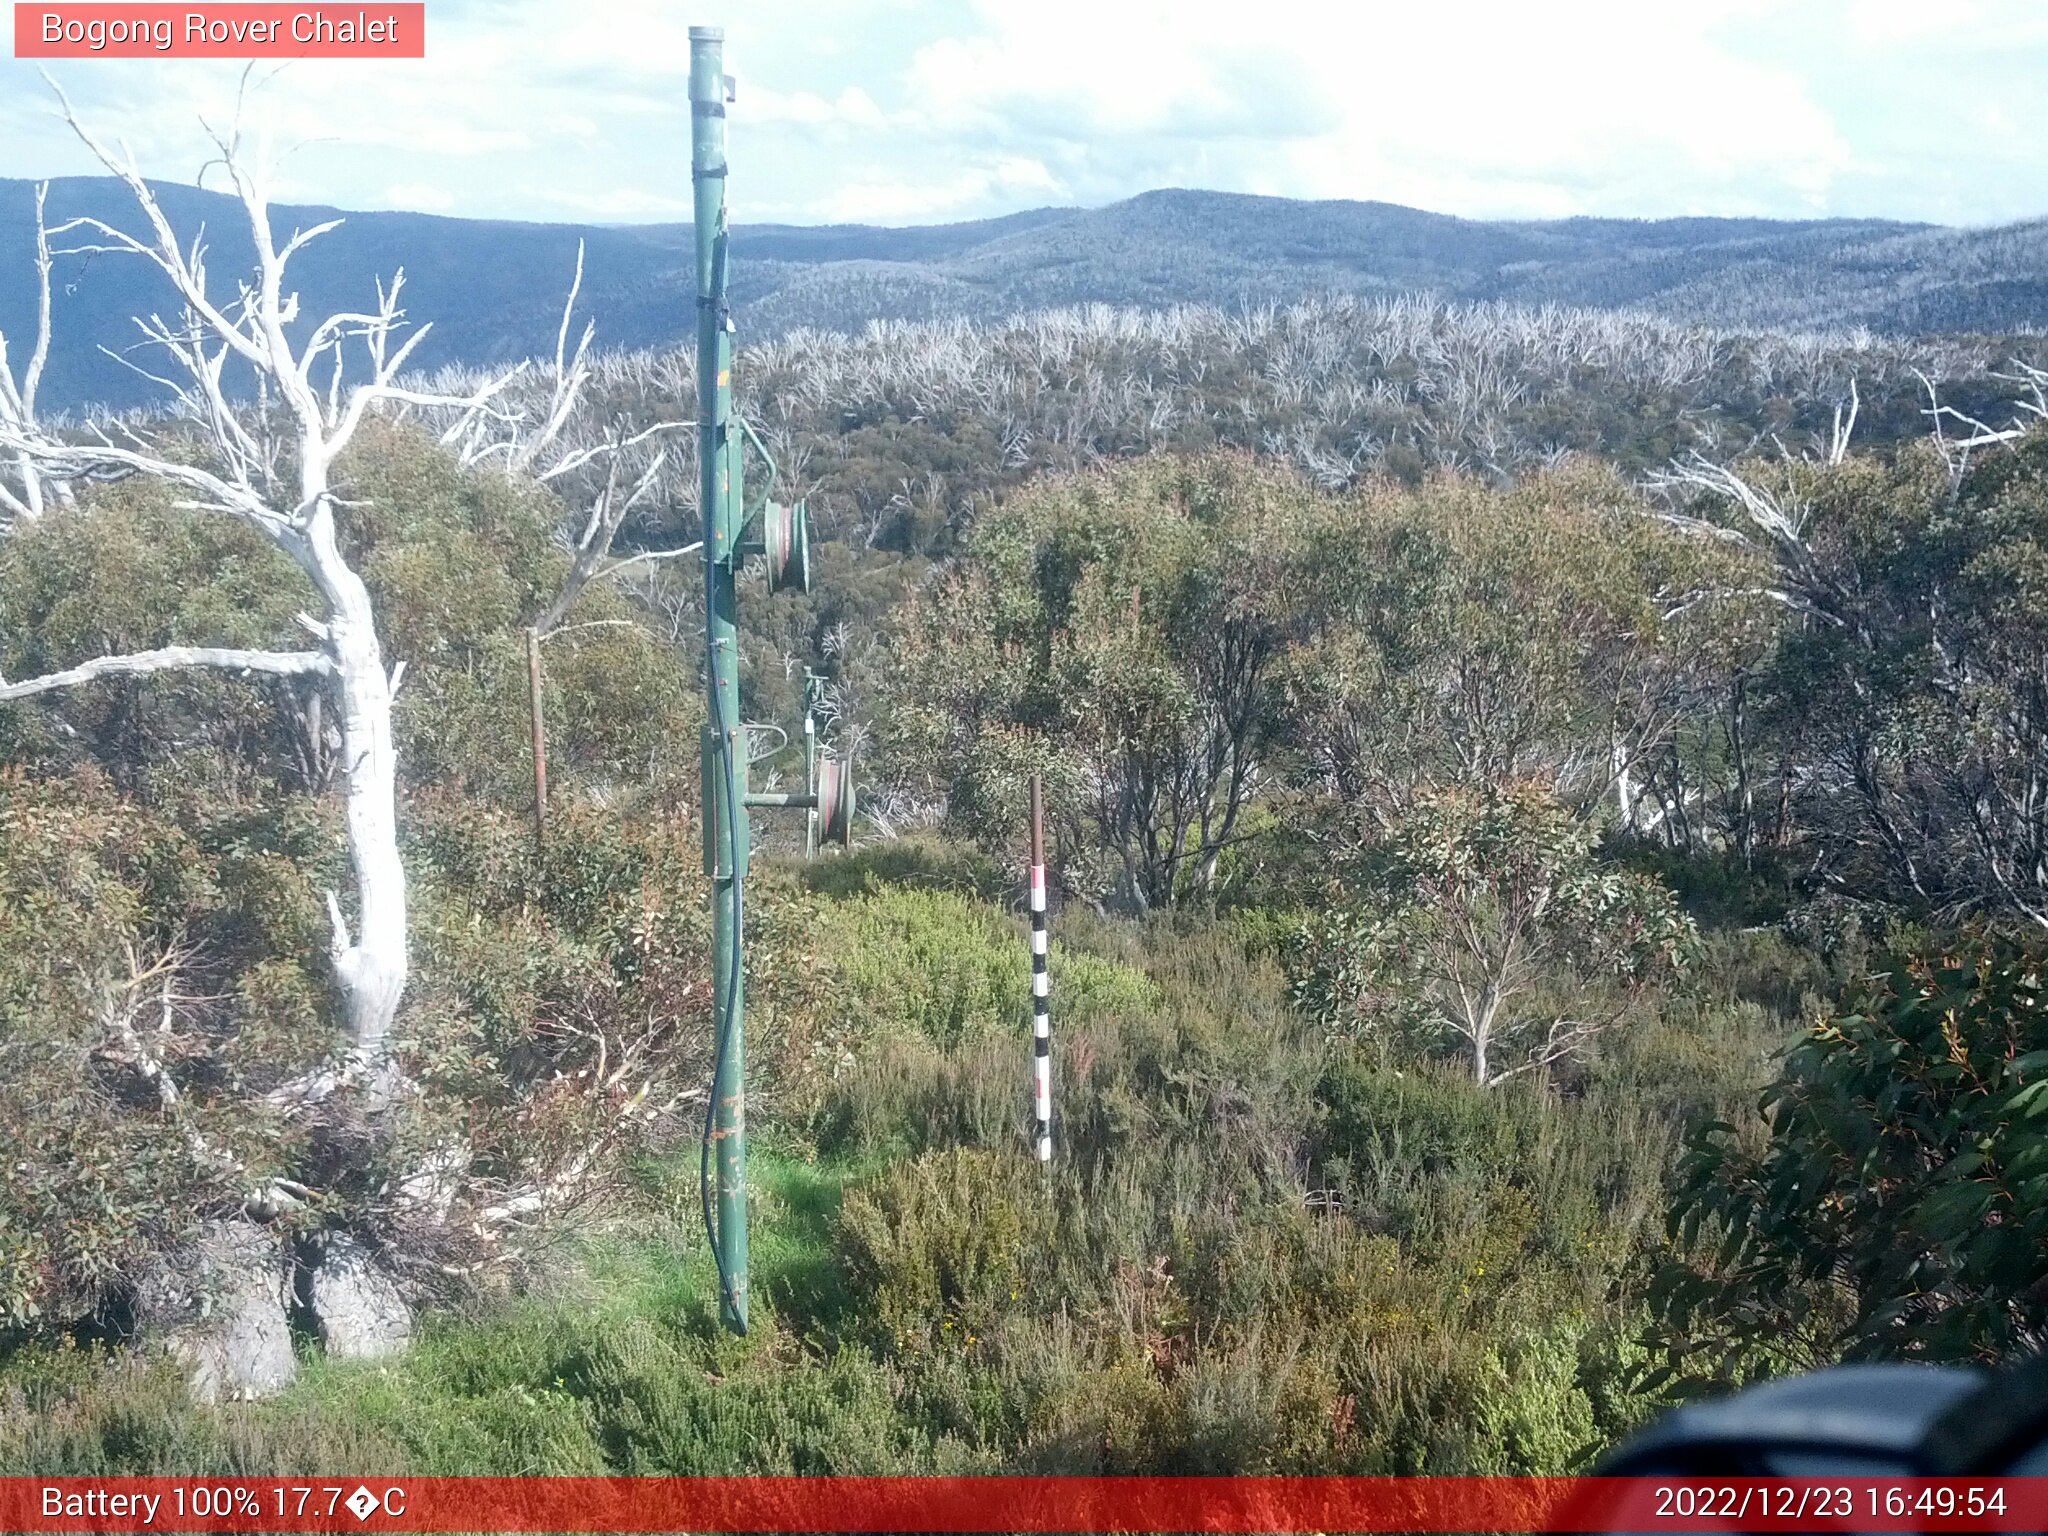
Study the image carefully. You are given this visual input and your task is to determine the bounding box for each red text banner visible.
[1,1476,2045,1532]
[14,5,425,58]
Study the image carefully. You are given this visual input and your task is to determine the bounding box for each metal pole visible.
[1029,773,1052,1163]
[740,791,817,810]
[692,24,748,1334]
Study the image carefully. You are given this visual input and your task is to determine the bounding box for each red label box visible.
[14,4,425,58]
[3,1476,2048,1533]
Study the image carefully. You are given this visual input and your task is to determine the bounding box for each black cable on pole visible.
[699,664,746,1333]
[697,217,747,1332]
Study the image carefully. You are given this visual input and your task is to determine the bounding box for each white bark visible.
[320,555,408,1067]
[1916,364,2048,485]
[0,645,330,700]
[0,181,66,526]
[531,430,681,637]
[1612,738,1637,830]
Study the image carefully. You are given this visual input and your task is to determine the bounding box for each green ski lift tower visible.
[691,25,856,1335]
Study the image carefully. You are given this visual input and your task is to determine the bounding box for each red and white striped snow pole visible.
[1029,773,1052,1163]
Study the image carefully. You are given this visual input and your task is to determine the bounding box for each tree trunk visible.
[1613,738,1637,830]
[1730,673,1755,866]
[317,548,408,1071]
[9,452,45,519]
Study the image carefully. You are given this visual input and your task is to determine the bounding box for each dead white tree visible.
[1917,363,2048,486]
[419,246,696,845]
[535,442,688,624]
[420,242,700,627]
[1647,450,1852,633]
[1651,366,2048,633]
[1826,378,1859,466]
[0,87,520,1091]
[517,418,687,846]
[0,181,68,526]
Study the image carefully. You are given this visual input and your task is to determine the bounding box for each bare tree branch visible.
[0,181,69,523]
[532,442,680,636]
[0,645,332,701]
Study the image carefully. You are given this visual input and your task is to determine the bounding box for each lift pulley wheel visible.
[816,753,856,848]
[762,498,812,595]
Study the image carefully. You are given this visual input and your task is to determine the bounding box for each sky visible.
[3,0,2047,229]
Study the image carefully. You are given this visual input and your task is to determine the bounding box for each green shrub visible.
[819,887,1025,1047]
[1647,929,2048,1387]
[0,768,321,1331]
[800,836,1004,903]
[837,1149,1052,1357]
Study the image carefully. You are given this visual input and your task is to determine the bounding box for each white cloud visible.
[0,0,2042,226]
[748,85,891,131]
[870,0,1853,220]
[381,181,456,211]
[813,155,1064,224]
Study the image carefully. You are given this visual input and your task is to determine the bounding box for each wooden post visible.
[1029,772,1052,1163]
[526,626,548,849]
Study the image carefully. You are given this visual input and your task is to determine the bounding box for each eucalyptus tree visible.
[1282,461,1768,836]
[883,452,1311,909]
[432,294,2027,524]
[0,91,519,1095]
[421,241,694,843]
[1292,783,1695,1087]
[1650,372,2048,925]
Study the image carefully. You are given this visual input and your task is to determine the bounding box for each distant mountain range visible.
[2,177,2044,411]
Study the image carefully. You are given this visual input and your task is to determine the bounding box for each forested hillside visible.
[4,153,2048,1478]
[4,175,2045,410]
